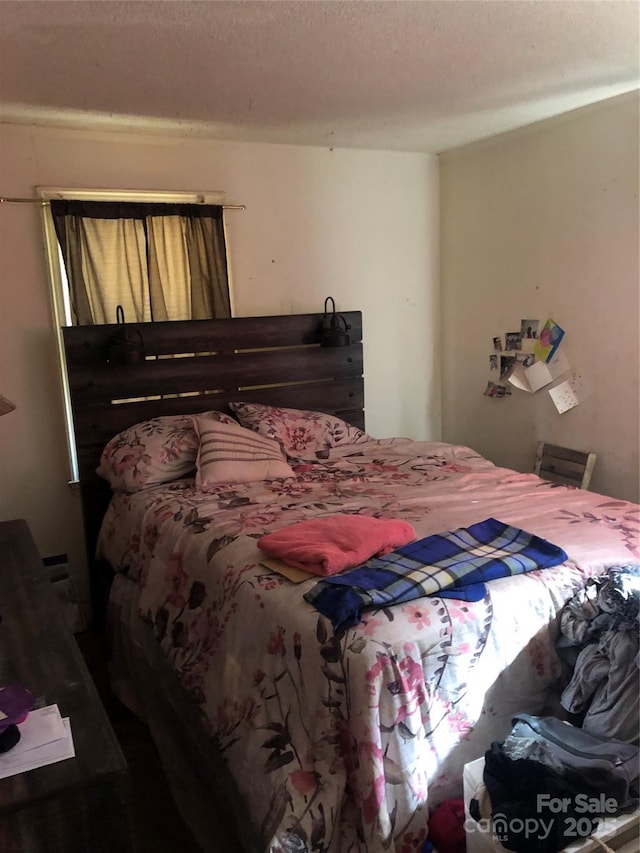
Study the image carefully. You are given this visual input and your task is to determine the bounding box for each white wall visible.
[0,122,439,605]
[440,93,640,502]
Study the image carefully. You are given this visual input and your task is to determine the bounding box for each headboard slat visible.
[66,346,363,406]
[63,312,363,363]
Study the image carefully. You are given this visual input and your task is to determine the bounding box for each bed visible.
[63,312,640,853]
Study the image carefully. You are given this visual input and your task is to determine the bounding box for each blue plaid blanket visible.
[303,517,568,633]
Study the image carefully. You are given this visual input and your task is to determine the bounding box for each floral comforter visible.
[97,438,640,853]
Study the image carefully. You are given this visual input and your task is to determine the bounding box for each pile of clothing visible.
[473,714,639,853]
[462,567,640,853]
[556,564,640,744]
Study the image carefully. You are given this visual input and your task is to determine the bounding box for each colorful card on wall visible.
[534,319,565,363]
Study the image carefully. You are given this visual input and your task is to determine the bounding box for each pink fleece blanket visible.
[257,514,416,577]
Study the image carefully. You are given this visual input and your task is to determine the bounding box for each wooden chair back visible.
[534,442,597,489]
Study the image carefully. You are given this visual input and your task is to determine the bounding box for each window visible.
[40,188,235,480]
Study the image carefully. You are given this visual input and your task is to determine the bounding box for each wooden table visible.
[0,519,133,852]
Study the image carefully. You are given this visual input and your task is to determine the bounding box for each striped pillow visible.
[194,417,296,487]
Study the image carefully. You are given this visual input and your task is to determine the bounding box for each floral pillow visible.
[97,410,237,492]
[228,402,370,462]
[194,417,295,487]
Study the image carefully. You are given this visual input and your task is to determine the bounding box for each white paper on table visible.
[13,704,66,751]
[0,717,74,779]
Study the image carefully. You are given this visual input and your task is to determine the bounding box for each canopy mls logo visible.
[465,794,621,843]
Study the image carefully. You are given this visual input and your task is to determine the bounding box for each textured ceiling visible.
[0,0,638,153]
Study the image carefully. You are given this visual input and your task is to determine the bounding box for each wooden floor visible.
[76,630,204,853]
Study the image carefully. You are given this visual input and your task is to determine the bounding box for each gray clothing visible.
[557,565,640,744]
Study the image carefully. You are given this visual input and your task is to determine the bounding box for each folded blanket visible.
[257,514,416,577]
[303,517,568,632]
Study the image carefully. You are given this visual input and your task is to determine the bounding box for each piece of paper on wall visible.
[508,360,554,393]
[507,366,533,392]
[548,372,588,414]
[508,349,572,393]
[530,361,557,392]
[534,319,565,363]
[547,349,570,380]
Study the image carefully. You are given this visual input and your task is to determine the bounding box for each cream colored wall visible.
[0,122,439,606]
[440,93,640,502]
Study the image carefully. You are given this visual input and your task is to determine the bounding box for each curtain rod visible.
[0,196,246,210]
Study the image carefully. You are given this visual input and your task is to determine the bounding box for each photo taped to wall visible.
[504,332,522,351]
[520,319,539,339]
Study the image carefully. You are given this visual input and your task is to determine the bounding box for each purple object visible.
[0,683,35,732]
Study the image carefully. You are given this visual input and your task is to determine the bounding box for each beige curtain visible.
[51,200,231,325]
[146,216,190,322]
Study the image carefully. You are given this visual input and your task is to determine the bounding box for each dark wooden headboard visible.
[63,311,364,623]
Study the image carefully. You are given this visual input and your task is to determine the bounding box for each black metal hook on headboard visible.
[105,305,145,365]
[320,296,351,348]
